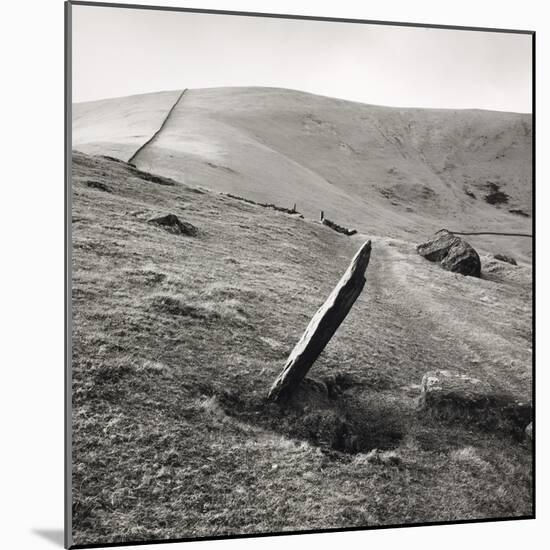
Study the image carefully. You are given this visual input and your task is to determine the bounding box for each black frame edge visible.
[69,515,535,550]
[65,1,73,548]
[64,1,536,547]
[531,29,536,520]
[67,0,534,35]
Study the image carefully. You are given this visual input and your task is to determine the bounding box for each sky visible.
[71,4,532,112]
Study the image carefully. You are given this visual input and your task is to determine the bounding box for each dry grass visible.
[74,87,532,262]
[71,152,532,546]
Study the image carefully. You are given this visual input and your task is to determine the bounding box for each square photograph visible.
[66,2,534,547]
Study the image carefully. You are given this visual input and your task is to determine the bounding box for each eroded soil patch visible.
[219,370,531,457]
[220,377,409,455]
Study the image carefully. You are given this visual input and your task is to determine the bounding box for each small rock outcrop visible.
[484,182,509,205]
[322,217,357,236]
[148,214,198,236]
[494,253,517,266]
[85,180,111,193]
[417,229,481,277]
[419,370,532,432]
[525,422,533,442]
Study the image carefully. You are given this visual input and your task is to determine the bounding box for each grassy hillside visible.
[71,152,532,546]
[72,90,182,162]
[73,87,533,261]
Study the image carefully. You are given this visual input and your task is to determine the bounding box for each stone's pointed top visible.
[349,240,372,275]
[359,240,372,255]
[360,239,372,251]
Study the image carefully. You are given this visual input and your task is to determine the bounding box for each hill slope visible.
[72,89,183,162]
[73,87,532,261]
[71,152,532,546]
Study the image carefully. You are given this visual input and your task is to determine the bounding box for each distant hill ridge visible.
[73,87,532,261]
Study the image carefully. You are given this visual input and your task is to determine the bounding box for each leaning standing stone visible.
[268,240,372,403]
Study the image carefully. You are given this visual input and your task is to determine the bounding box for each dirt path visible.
[349,233,532,398]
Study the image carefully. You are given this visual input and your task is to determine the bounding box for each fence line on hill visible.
[128,88,187,166]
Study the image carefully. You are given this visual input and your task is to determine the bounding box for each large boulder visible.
[440,239,481,276]
[419,370,532,432]
[417,229,481,277]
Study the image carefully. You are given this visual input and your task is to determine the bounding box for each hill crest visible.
[73,87,532,260]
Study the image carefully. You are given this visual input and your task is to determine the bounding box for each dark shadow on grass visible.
[220,376,408,456]
[32,528,64,547]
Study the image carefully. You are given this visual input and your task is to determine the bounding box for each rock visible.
[85,180,111,192]
[417,229,481,277]
[494,254,517,266]
[419,370,532,431]
[363,449,402,466]
[322,217,357,236]
[277,377,349,449]
[148,214,198,236]
[440,239,482,277]
[293,377,330,402]
[268,240,371,403]
[324,373,361,399]
[525,422,533,441]
[417,229,460,262]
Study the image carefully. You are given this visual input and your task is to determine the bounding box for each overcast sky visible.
[71,5,532,112]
